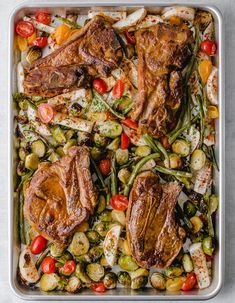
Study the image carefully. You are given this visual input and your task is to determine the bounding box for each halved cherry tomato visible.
[200,40,217,56]
[160,135,171,150]
[33,36,48,48]
[121,132,130,149]
[37,103,54,123]
[91,282,106,293]
[99,159,111,176]
[181,273,197,291]
[93,79,108,95]
[125,31,136,44]
[121,118,138,130]
[110,194,129,211]
[35,11,51,25]
[16,20,35,38]
[31,235,47,255]
[112,80,125,99]
[41,256,56,274]
[61,260,76,275]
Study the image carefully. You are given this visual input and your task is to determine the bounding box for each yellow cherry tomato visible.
[198,59,212,84]
[208,105,219,119]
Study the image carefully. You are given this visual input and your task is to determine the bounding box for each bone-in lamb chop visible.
[126,171,185,269]
[131,23,193,138]
[24,146,98,244]
[23,16,123,97]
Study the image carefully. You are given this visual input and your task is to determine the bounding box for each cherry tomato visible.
[35,11,51,25]
[31,235,47,255]
[93,79,108,95]
[33,36,48,48]
[61,260,76,276]
[205,254,214,262]
[91,282,106,293]
[112,80,125,99]
[37,103,54,123]
[16,20,35,38]
[125,31,136,44]
[121,132,130,149]
[181,273,197,291]
[99,159,111,176]
[200,40,217,56]
[160,136,171,150]
[41,256,56,274]
[110,194,129,211]
[121,118,138,130]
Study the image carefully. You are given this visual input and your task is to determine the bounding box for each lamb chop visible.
[24,146,98,244]
[126,171,185,269]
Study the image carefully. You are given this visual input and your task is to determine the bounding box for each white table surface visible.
[0,0,234,302]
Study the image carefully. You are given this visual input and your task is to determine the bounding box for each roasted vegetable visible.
[118,168,131,184]
[165,266,183,278]
[96,120,122,139]
[117,271,131,287]
[75,263,91,284]
[94,221,110,238]
[118,255,138,271]
[172,139,190,157]
[135,145,151,157]
[65,276,81,293]
[190,216,203,233]
[25,153,39,170]
[111,210,126,226]
[26,46,42,64]
[86,231,100,244]
[202,236,214,256]
[191,149,206,170]
[103,224,122,266]
[31,140,46,158]
[50,243,65,258]
[165,277,185,292]
[69,232,90,256]
[51,126,66,145]
[183,201,197,218]
[150,273,166,290]
[86,263,105,282]
[90,146,102,160]
[40,273,60,292]
[103,272,118,289]
[116,148,129,165]
[93,133,109,147]
[182,253,194,273]
[131,275,148,290]
[19,248,40,283]
[96,195,106,214]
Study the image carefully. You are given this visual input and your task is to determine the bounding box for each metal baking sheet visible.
[8,1,225,300]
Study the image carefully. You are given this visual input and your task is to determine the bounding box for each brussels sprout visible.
[56,146,65,157]
[172,139,190,157]
[90,146,102,160]
[135,146,151,157]
[69,232,90,256]
[63,139,77,154]
[165,266,183,278]
[96,195,106,214]
[117,271,131,287]
[49,152,60,163]
[25,153,39,170]
[112,210,126,226]
[202,236,214,256]
[75,253,92,264]
[65,276,81,293]
[99,210,112,222]
[150,273,166,290]
[31,140,46,158]
[165,277,185,292]
[182,253,193,273]
[94,221,110,237]
[194,10,213,31]
[97,120,122,138]
[89,245,103,262]
[26,46,42,64]
[93,133,109,147]
[131,276,148,290]
[17,161,27,176]
[18,147,28,161]
[77,131,91,145]
[190,216,203,233]
[86,230,100,244]
[190,149,206,171]
[19,100,28,111]
[131,268,149,280]
[70,102,83,116]
[100,255,109,267]
[51,126,66,145]
[75,222,89,232]
[168,153,182,169]
[116,148,129,165]
[56,276,68,291]
[56,251,73,265]
[118,168,131,184]
[75,263,91,283]
[86,263,104,282]
[183,201,197,218]
[209,194,219,214]
[40,273,60,292]
[107,137,120,151]
[103,272,118,289]
[50,243,66,258]
[65,129,75,140]
[118,255,138,271]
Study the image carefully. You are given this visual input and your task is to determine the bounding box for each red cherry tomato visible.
[93,79,108,95]
[41,256,56,274]
[61,260,76,276]
[200,40,217,56]
[110,194,129,211]
[37,103,54,123]
[35,11,51,25]
[121,132,130,149]
[112,80,125,99]
[181,273,197,291]
[125,31,136,44]
[99,159,111,176]
[121,118,138,130]
[31,235,47,255]
[91,282,106,293]
[16,20,35,38]
[33,36,48,48]
[160,136,171,150]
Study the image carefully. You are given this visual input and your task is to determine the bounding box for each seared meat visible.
[24,146,98,244]
[132,23,193,138]
[24,16,123,97]
[126,171,185,269]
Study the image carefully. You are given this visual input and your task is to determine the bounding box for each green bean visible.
[90,157,106,190]
[124,153,161,196]
[143,134,169,166]
[210,145,219,171]
[154,165,192,178]
[55,15,81,29]
[122,101,134,115]
[175,203,193,231]
[19,190,26,245]
[143,134,160,153]
[195,95,205,145]
[111,154,117,196]
[36,246,51,269]
[93,90,125,120]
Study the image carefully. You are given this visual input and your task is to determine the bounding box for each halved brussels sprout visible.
[17,161,27,176]
[118,168,131,184]
[96,195,106,214]
[25,153,39,170]
[31,140,46,158]
[75,263,91,284]
[107,137,120,151]
[93,133,109,147]
[116,148,129,165]
[69,232,90,256]
[94,221,110,237]
[202,236,214,256]
[118,255,138,271]
[111,210,126,226]
[51,126,66,145]
[182,253,193,273]
[172,139,190,157]
[150,272,166,290]
[86,230,100,244]
[26,46,42,64]
[99,210,112,222]
[183,201,197,218]
[96,120,122,139]
[165,266,183,278]
[40,273,60,292]
[135,145,151,157]
[65,276,81,293]
[103,272,118,289]
[190,216,203,233]
[117,271,131,287]
[131,276,148,290]
[89,245,103,262]
[86,263,104,282]
[168,153,182,169]
[190,149,206,171]
[50,243,66,258]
